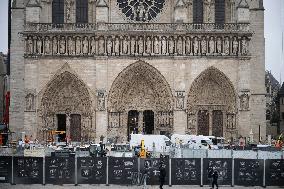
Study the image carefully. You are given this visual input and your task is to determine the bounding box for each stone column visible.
[209,110,213,136]
[66,114,71,140]
[138,111,144,133]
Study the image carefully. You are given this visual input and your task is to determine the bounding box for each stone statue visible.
[216,37,222,55]
[36,37,42,54]
[176,92,184,109]
[82,36,89,54]
[205,0,214,23]
[44,37,51,54]
[224,37,230,55]
[232,37,239,55]
[208,36,215,55]
[90,37,96,54]
[66,0,72,22]
[27,37,33,54]
[123,36,129,55]
[98,37,105,55]
[52,37,58,55]
[114,36,120,55]
[240,93,249,111]
[68,36,75,55]
[107,37,113,55]
[97,91,106,111]
[154,36,160,54]
[130,36,136,55]
[241,37,248,55]
[145,36,152,55]
[26,94,34,111]
[168,36,175,55]
[177,36,183,55]
[161,36,167,55]
[59,37,66,54]
[193,37,199,55]
[76,37,81,55]
[185,36,191,55]
[201,36,207,55]
[137,36,144,55]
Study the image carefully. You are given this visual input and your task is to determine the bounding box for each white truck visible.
[130,134,171,153]
[171,134,218,149]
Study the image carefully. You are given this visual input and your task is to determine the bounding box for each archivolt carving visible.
[187,67,237,136]
[40,71,92,116]
[187,67,236,113]
[37,64,93,141]
[108,61,174,112]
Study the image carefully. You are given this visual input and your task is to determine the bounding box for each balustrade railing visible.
[25,23,250,33]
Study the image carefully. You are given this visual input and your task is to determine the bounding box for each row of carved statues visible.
[25,35,250,57]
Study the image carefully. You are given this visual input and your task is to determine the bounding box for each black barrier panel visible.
[140,158,169,185]
[234,159,263,186]
[0,156,12,183]
[77,157,107,184]
[171,158,201,185]
[265,159,284,186]
[13,157,43,184]
[203,158,232,186]
[108,157,138,185]
[45,157,75,184]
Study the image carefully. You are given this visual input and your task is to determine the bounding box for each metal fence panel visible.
[234,159,264,186]
[171,158,201,185]
[108,157,138,185]
[203,158,232,186]
[13,157,43,184]
[45,157,75,184]
[77,157,107,184]
[265,159,284,186]
[0,156,12,183]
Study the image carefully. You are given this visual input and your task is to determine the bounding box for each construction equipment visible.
[138,139,147,158]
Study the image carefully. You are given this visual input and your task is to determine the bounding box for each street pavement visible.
[0,184,283,189]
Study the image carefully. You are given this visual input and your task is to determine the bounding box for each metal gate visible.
[197,110,209,136]
[212,110,223,137]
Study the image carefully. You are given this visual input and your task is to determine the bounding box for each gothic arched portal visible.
[187,66,237,138]
[107,61,174,142]
[38,65,93,142]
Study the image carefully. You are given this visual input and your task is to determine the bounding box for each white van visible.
[130,134,171,153]
[171,134,218,149]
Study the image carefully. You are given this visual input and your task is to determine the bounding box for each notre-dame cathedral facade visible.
[10,0,265,143]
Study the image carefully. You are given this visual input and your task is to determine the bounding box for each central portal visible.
[127,110,154,140]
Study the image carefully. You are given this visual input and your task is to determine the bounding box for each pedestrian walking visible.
[159,161,166,189]
[211,170,219,189]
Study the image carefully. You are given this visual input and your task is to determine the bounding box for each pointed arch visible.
[37,63,93,142]
[187,66,237,137]
[108,60,174,112]
[39,63,92,115]
[107,61,174,142]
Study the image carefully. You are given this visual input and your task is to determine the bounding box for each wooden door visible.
[212,110,223,137]
[197,110,209,136]
[70,114,81,142]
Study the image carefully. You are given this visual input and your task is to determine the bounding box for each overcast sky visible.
[0,0,283,83]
